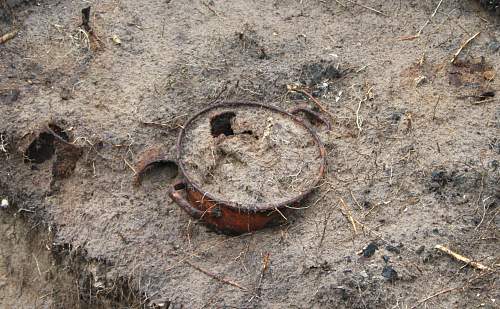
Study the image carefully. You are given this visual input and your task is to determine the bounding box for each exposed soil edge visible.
[0,181,148,308]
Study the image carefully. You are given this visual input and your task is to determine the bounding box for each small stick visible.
[318,211,333,248]
[355,98,364,132]
[185,260,247,291]
[139,121,180,130]
[338,198,358,235]
[139,114,187,131]
[344,0,388,17]
[0,134,8,153]
[32,254,42,277]
[451,32,480,64]
[411,286,460,309]
[274,207,288,221]
[0,29,18,44]
[201,1,219,16]
[431,0,444,18]
[293,88,337,120]
[349,190,362,209]
[123,157,137,174]
[435,244,490,270]
[254,252,270,296]
[471,98,498,105]
[432,95,441,120]
[334,0,348,9]
[352,217,392,245]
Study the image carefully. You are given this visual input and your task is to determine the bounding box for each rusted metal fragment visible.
[133,147,176,186]
[168,102,326,234]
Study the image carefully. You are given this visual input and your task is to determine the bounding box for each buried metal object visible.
[136,102,327,234]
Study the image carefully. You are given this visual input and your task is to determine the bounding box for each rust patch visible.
[447,57,496,101]
[400,60,439,88]
[447,57,494,87]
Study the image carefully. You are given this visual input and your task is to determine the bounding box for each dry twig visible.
[255,252,270,295]
[435,244,491,270]
[201,1,219,16]
[410,286,460,309]
[185,260,247,291]
[451,32,480,63]
[290,87,337,120]
[0,29,17,44]
[400,0,444,40]
[0,134,8,153]
[344,0,388,17]
[338,198,358,235]
[318,210,333,248]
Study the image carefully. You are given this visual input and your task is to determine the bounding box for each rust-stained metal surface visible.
[168,102,327,234]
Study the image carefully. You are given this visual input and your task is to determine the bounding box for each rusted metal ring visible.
[175,102,327,214]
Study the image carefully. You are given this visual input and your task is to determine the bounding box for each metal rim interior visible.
[176,102,326,213]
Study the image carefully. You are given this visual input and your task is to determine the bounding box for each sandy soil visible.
[1,0,499,308]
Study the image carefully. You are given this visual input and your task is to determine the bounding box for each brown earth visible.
[1,0,499,308]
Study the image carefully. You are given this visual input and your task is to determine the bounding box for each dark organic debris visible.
[477,91,495,101]
[385,244,401,254]
[487,39,500,53]
[60,87,72,100]
[429,170,453,191]
[382,265,398,281]
[479,0,500,15]
[25,132,56,164]
[210,112,236,137]
[300,60,341,90]
[416,245,425,255]
[81,6,92,32]
[23,124,82,178]
[235,26,269,60]
[488,159,498,171]
[361,242,378,258]
[52,139,83,179]
[79,6,103,51]
[448,57,496,101]
[0,88,20,104]
[488,138,500,154]
[389,111,404,124]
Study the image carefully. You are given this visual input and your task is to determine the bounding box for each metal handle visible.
[289,106,331,131]
[168,179,204,219]
[133,147,178,186]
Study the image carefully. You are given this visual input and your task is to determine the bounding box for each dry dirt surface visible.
[1,0,499,308]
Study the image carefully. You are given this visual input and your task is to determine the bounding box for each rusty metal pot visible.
[137,102,327,234]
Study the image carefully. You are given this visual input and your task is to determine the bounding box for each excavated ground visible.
[1,0,499,308]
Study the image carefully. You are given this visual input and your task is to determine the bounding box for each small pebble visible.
[1,198,9,209]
